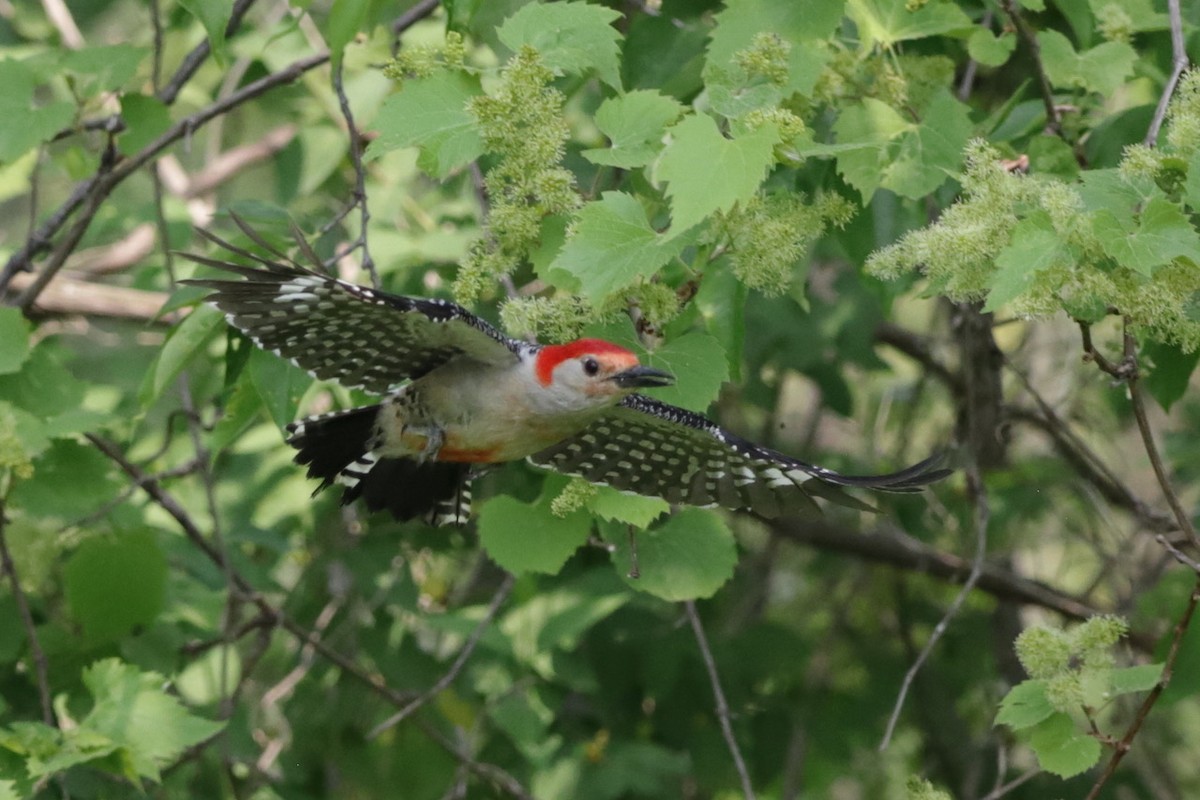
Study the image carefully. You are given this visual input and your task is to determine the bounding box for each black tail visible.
[285,407,471,525]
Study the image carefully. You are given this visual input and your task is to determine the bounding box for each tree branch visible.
[0,498,53,727]
[6,52,329,306]
[368,573,515,739]
[998,0,1062,136]
[880,463,989,749]
[1143,0,1189,147]
[685,600,755,800]
[770,517,1157,651]
[85,432,534,798]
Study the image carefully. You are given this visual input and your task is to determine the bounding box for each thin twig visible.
[157,0,259,105]
[40,0,83,48]
[1157,535,1200,572]
[685,600,755,800]
[957,10,993,101]
[1084,578,1200,799]
[368,574,516,738]
[1076,320,1200,796]
[85,432,535,798]
[331,61,378,288]
[998,0,1061,136]
[0,498,53,727]
[3,52,330,299]
[979,768,1040,800]
[769,518,1155,644]
[1144,0,1188,147]
[1083,322,1200,550]
[14,144,115,309]
[880,463,989,749]
[391,0,441,37]
[1128,374,1200,551]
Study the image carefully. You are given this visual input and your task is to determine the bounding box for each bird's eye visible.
[582,357,600,376]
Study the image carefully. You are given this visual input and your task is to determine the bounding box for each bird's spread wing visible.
[528,394,951,517]
[180,222,521,394]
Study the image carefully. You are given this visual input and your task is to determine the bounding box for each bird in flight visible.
[183,219,949,526]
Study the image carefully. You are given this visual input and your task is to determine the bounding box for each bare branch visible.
[772,516,1158,652]
[7,271,173,321]
[880,464,989,749]
[979,768,1040,800]
[331,62,377,287]
[157,0,259,105]
[0,498,53,727]
[685,600,755,800]
[1085,578,1200,799]
[998,0,1062,135]
[392,0,441,38]
[41,0,83,49]
[1144,0,1189,147]
[85,431,536,798]
[184,125,299,198]
[369,574,516,739]
[3,52,330,303]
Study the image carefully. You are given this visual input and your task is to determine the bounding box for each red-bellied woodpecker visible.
[184,221,950,525]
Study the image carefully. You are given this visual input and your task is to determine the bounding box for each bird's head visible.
[534,338,674,409]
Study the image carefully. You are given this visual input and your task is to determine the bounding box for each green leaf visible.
[967,29,1017,67]
[140,304,223,408]
[0,308,31,374]
[582,90,685,169]
[588,486,669,528]
[60,45,149,96]
[644,332,729,413]
[324,0,369,68]
[609,508,737,601]
[547,192,689,303]
[0,341,85,418]
[706,0,844,78]
[0,60,75,164]
[9,440,122,520]
[478,495,591,575]
[1184,149,1200,212]
[695,260,746,382]
[995,679,1055,730]
[80,659,225,782]
[1094,197,1200,277]
[65,530,167,644]
[497,1,624,89]
[208,372,266,454]
[1108,663,1164,695]
[1143,340,1200,412]
[176,646,243,706]
[985,214,1072,312]
[19,722,118,779]
[656,114,779,232]
[248,348,312,432]
[368,70,484,178]
[1027,712,1102,778]
[500,570,629,665]
[177,0,233,65]
[846,0,973,48]
[119,93,171,154]
[1038,30,1136,96]
[834,90,971,199]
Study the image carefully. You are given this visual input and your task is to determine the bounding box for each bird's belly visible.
[436,416,588,463]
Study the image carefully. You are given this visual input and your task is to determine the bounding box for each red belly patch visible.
[436,445,502,463]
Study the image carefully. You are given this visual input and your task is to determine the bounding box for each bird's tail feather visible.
[285,407,470,526]
[807,452,953,493]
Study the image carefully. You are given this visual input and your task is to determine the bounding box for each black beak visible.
[611,365,675,389]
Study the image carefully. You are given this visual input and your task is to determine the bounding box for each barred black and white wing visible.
[528,394,950,517]
[181,224,521,394]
